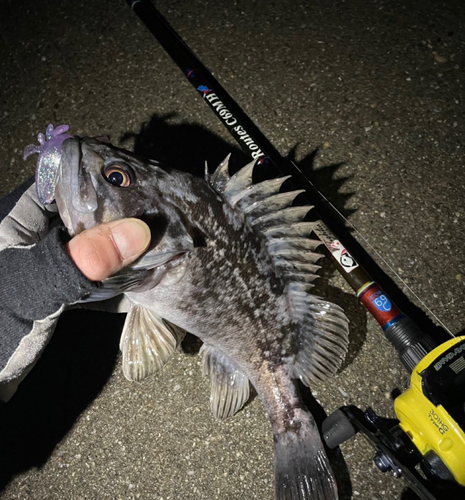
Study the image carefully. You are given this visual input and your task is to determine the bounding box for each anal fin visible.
[120,304,185,382]
[200,344,250,419]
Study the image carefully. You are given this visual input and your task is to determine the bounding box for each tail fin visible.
[274,424,338,500]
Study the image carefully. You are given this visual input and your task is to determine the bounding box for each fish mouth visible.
[56,137,100,235]
[60,137,99,214]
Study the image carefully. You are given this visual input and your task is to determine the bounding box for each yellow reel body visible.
[394,336,465,485]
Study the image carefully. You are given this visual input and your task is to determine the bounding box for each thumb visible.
[65,218,151,281]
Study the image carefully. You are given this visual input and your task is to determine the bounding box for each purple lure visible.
[23,124,72,205]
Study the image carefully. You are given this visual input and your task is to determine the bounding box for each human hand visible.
[65,218,151,281]
[0,182,151,402]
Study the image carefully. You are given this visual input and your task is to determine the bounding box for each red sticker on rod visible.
[358,283,402,329]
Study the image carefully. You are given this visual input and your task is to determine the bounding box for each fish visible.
[24,124,350,500]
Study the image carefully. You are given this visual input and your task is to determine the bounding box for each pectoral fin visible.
[200,344,250,419]
[120,303,185,382]
[81,269,152,303]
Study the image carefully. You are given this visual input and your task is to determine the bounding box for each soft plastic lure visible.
[23,124,72,205]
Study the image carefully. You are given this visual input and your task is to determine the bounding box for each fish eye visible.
[102,163,134,187]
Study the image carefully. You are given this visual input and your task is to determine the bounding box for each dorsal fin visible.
[208,156,321,288]
[263,221,318,238]
[235,176,291,208]
[223,159,255,202]
[270,248,322,264]
[244,190,305,218]
[210,153,231,193]
[250,206,313,231]
[266,237,322,253]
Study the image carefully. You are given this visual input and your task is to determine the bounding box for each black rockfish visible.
[25,125,350,500]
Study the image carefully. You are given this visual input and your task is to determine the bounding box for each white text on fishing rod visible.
[233,125,265,159]
[204,93,265,159]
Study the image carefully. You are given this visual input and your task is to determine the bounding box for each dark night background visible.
[0,0,464,499]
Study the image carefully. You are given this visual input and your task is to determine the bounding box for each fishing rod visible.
[125,2,465,497]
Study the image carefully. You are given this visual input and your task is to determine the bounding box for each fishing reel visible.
[323,336,465,500]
